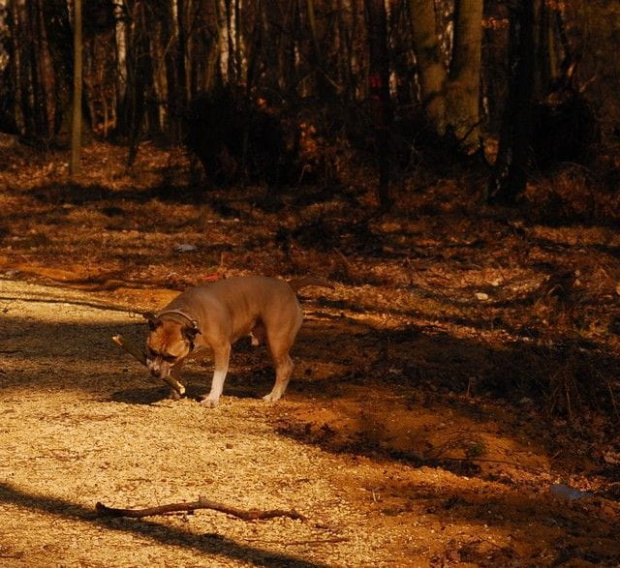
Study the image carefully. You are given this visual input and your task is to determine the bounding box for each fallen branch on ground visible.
[95,497,306,521]
[112,334,185,396]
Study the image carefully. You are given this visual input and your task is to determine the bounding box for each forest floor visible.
[0,141,619,567]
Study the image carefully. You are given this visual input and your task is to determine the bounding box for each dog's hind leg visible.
[263,319,300,402]
[263,351,294,402]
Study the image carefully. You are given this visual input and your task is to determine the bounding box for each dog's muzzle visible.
[147,358,167,379]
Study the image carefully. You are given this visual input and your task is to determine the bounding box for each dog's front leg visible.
[200,343,231,408]
[167,360,186,400]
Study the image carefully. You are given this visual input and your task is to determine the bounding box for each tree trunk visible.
[42,0,73,144]
[446,0,483,148]
[12,0,32,137]
[176,0,189,139]
[124,0,149,166]
[533,0,561,98]
[336,0,356,100]
[191,0,219,94]
[114,0,128,128]
[366,0,393,210]
[307,0,333,99]
[488,0,535,205]
[27,0,51,139]
[69,0,82,175]
[409,0,448,135]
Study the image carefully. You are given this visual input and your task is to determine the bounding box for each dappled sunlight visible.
[0,141,619,565]
[1,0,619,560]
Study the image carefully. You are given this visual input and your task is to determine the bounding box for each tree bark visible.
[533,0,561,98]
[446,0,483,148]
[124,1,149,166]
[409,0,448,135]
[366,0,393,210]
[488,0,535,205]
[42,0,73,143]
[306,0,333,99]
[176,0,189,140]
[69,0,82,175]
[27,0,51,139]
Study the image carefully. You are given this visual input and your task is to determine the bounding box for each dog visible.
[144,275,333,407]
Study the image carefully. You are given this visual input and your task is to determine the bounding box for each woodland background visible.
[1,0,619,207]
[0,1,620,565]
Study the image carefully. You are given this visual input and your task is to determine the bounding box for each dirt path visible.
[0,278,618,567]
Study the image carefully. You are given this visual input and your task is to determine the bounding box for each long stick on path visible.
[95,498,306,521]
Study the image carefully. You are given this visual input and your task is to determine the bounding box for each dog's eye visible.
[148,347,177,363]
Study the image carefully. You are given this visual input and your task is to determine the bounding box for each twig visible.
[244,537,349,546]
[333,248,353,279]
[112,334,185,396]
[112,334,147,365]
[95,497,306,522]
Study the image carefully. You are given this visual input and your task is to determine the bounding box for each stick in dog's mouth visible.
[112,334,186,396]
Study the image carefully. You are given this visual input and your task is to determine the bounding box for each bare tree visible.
[122,0,150,165]
[446,0,483,147]
[488,0,535,205]
[42,0,73,143]
[69,0,82,174]
[408,0,484,148]
[409,0,448,135]
[365,0,392,209]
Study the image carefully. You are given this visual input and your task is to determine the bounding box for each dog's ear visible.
[143,312,162,331]
[183,320,201,341]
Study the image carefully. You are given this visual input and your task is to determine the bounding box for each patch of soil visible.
[0,142,619,567]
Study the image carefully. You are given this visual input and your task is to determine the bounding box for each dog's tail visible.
[288,276,335,294]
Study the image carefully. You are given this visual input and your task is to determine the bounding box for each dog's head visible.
[143,313,200,379]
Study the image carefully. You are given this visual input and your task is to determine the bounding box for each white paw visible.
[262,392,282,403]
[200,396,219,408]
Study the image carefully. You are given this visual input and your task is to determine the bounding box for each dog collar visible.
[156,309,201,352]
[157,309,196,326]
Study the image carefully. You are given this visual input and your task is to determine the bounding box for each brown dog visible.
[144,275,333,407]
